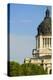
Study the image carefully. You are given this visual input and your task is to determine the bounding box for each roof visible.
[37,8,51,36]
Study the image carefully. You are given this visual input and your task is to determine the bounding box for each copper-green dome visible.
[37,8,51,36]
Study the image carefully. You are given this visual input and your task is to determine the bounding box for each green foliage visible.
[21,63,32,75]
[8,61,21,76]
[8,61,47,76]
[21,63,47,75]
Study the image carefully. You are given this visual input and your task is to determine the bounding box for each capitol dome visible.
[37,8,51,36]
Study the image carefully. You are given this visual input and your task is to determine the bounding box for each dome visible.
[37,8,51,36]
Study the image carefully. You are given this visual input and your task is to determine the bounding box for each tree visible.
[8,61,47,76]
[21,63,47,75]
[8,61,21,76]
[21,63,32,75]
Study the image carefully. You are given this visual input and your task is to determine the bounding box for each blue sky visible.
[9,4,51,64]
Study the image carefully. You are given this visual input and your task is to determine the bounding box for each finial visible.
[45,7,50,17]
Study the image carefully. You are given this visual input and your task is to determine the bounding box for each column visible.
[39,35,42,49]
[44,38,45,48]
[36,37,37,49]
[43,38,45,48]
[49,38,50,47]
[46,38,48,48]
[45,38,46,47]
[50,38,51,47]
[37,37,38,49]
[36,37,38,49]
[43,38,44,48]
[38,38,40,48]
[48,38,49,47]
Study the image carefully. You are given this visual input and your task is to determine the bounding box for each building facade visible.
[24,8,52,74]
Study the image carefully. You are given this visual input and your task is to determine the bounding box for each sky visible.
[9,4,51,64]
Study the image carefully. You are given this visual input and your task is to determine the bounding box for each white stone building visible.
[24,8,52,74]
